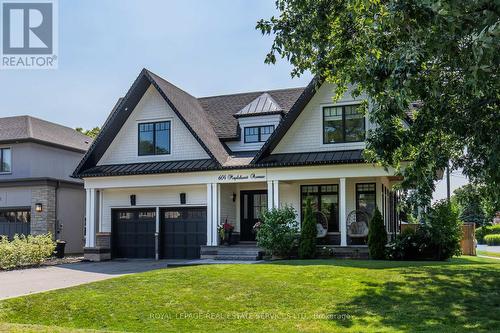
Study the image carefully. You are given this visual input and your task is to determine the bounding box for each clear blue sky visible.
[0,0,311,129]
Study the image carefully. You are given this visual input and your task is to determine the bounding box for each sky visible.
[0,0,465,200]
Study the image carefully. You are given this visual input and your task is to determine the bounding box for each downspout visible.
[54,180,60,240]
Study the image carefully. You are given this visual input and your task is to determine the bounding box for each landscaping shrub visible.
[367,208,387,259]
[387,200,462,260]
[298,198,316,259]
[476,225,500,244]
[0,234,55,270]
[256,206,299,258]
[485,234,500,246]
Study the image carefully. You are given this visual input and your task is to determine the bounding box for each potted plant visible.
[219,219,234,246]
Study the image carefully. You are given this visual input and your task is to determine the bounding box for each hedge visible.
[0,234,55,270]
[484,234,500,246]
[476,225,500,244]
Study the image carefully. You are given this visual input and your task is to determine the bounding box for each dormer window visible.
[244,125,275,143]
[138,121,171,156]
[323,104,365,144]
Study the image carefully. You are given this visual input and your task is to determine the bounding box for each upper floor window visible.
[244,125,274,143]
[138,121,171,156]
[0,148,11,173]
[323,105,365,144]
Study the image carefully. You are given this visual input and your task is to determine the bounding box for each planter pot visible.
[224,230,233,246]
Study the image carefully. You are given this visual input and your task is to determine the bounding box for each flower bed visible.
[0,234,55,270]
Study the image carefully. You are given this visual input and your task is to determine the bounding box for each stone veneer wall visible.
[30,185,56,238]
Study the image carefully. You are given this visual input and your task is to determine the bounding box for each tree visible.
[257,0,500,206]
[76,127,100,139]
[453,183,499,226]
[367,208,387,259]
[299,198,317,259]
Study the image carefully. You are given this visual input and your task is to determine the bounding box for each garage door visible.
[160,207,207,259]
[0,208,30,239]
[112,209,156,258]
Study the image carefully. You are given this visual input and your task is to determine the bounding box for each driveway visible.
[0,260,173,300]
[477,244,500,253]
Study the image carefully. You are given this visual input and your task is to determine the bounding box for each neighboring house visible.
[73,69,403,261]
[0,116,92,253]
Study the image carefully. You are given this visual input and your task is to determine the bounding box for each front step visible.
[201,245,263,261]
[324,246,370,259]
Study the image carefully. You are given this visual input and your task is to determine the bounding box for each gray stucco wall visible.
[57,186,85,253]
[0,142,84,182]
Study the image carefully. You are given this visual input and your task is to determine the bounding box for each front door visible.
[240,190,267,241]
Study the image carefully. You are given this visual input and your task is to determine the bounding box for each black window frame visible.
[137,121,171,156]
[300,184,340,233]
[243,125,275,143]
[0,147,12,173]
[355,183,377,217]
[323,104,366,144]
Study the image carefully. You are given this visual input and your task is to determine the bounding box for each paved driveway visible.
[477,244,500,253]
[0,260,172,300]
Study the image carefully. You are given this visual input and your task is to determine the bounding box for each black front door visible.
[240,190,267,241]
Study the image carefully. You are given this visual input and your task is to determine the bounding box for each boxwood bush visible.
[256,206,299,258]
[476,225,500,244]
[484,234,500,246]
[0,234,55,270]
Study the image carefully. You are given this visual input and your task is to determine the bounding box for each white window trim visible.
[136,118,173,157]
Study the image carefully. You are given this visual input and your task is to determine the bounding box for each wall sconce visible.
[180,193,186,205]
[35,203,43,212]
[232,193,237,202]
[130,195,136,206]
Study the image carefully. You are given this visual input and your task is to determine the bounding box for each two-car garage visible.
[111,207,207,259]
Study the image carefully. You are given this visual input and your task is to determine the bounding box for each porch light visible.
[232,193,237,202]
[35,203,43,212]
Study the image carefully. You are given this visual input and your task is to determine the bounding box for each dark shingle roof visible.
[198,87,305,140]
[0,115,92,152]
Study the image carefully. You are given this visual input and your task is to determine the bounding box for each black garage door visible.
[112,209,156,258]
[160,207,207,259]
[0,208,30,239]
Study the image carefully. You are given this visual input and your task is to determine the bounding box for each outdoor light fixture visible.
[232,193,237,202]
[130,195,136,206]
[180,193,186,205]
[35,203,43,212]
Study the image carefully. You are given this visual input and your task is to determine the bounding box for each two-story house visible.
[73,69,403,261]
[0,116,91,253]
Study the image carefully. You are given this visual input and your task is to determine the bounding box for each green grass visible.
[0,257,499,332]
[477,250,500,258]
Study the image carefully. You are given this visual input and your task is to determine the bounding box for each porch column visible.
[339,178,347,246]
[266,180,279,210]
[206,183,220,246]
[85,188,97,248]
[155,207,160,260]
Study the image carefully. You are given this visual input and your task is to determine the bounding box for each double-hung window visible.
[0,148,11,173]
[301,185,339,232]
[244,125,274,143]
[356,183,376,217]
[323,104,365,144]
[138,121,171,156]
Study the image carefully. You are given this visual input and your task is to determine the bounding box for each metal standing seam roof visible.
[234,93,283,118]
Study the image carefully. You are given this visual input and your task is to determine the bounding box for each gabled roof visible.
[198,87,304,140]
[234,93,283,118]
[0,115,92,153]
[73,69,229,177]
[251,76,323,164]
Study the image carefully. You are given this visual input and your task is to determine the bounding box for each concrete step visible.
[213,255,260,261]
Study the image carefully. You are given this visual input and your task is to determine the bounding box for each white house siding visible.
[273,83,372,154]
[99,185,206,232]
[98,85,209,165]
[225,114,282,152]
[219,183,237,229]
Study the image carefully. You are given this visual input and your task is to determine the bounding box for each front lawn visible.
[0,257,499,332]
[477,250,500,258]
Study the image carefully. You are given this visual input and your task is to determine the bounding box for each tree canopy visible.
[257,0,499,206]
[76,127,100,139]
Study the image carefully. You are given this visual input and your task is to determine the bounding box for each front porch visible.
[209,175,402,248]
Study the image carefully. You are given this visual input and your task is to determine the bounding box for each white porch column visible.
[273,180,280,209]
[339,178,347,246]
[206,183,220,246]
[155,206,160,260]
[85,188,97,248]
